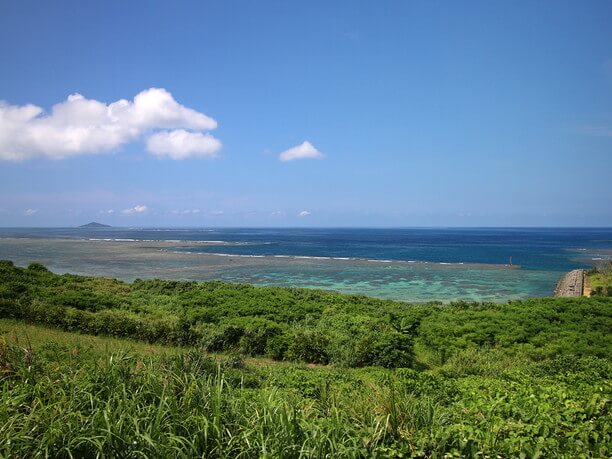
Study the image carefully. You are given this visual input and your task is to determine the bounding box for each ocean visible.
[0,227,610,303]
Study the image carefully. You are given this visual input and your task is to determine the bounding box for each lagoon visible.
[0,227,610,302]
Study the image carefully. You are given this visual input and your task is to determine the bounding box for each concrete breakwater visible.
[554,269,585,297]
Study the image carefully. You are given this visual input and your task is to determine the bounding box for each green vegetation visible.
[588,260,612,296]
[0,260,610,457]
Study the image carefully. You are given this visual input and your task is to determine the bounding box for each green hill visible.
[0,260,610,457]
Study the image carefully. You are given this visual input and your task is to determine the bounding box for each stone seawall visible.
[554,269,584,297]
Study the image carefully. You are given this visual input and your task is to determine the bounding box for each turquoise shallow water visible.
[204,261,556,302]
[0,227,610,302]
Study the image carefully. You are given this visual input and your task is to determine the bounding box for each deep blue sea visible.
[1,227,610,271]
[0,227,610,302]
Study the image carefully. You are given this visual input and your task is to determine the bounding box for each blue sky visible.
[0,0,611,227]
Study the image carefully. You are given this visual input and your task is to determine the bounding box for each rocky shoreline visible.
[554,269,585,297]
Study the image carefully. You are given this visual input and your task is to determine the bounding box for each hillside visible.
[0,260,610,457]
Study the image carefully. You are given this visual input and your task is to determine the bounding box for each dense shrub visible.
[266,333,291,360]
[0,261,610,370]
[285,330,330,364]
[360,333,414,368]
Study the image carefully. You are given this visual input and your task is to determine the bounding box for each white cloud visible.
[147,130,221,159]
[122,205,148,215]
[99,209,115,214]
[24,208,38,216]
[298,210,311,217]
[172,209,201,215]
[279,141,324,161]
[210,210,224,216]
[0,88,220,161]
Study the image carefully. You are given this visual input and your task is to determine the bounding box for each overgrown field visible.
[588,261,612,296]
[0,260,610,457]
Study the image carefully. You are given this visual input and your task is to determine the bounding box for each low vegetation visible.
[588,260,612,296]
[0,260,610,457]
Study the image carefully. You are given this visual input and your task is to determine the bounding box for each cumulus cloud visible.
[279,141,324,161]
[298,210,311,217]
[24,208,38,216]
[122,205,148,215]
[147,130,221,159]
[0,88,221,160]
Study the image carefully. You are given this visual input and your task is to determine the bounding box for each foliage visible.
[589,260,612,296]
[0,256,610,456]
[1,261,611,371]
[0,320,609,458]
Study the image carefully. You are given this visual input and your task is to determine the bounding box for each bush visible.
[201,324,245,352]
[360,333,414,368]
[286,330,330,364]
[266,333,291,360]
[236,319,284,356]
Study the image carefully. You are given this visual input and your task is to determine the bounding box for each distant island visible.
[78,222,111,228]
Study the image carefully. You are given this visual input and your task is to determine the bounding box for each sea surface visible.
[0,227,610,303]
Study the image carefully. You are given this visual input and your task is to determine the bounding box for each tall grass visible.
[0,333,609,458]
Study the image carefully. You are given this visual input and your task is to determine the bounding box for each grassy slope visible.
[0,318,291,370]
[587,261,612,296]
[0,318,610,458]
[0,261,611,457]
[0,318,181,357]
[590,272,612,294]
